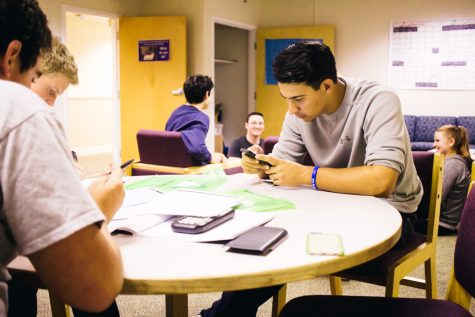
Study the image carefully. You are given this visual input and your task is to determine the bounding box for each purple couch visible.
[404,115,475,151]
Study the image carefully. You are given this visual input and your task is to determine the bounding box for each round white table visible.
[8,174,402,317]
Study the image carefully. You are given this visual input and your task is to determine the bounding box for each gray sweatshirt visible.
[272,77,423,213]
[440,155,472,229]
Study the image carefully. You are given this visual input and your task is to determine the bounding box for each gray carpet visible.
[37,235,475,316]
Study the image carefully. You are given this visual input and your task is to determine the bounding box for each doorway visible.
[61,6,119,176]
[213,18,256,153]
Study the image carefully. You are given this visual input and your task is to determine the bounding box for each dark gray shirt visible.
[272,77,423,213]
[440,155,472,229]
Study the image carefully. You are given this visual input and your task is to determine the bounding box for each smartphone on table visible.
[240,148,272,167]
[171,208,235,234]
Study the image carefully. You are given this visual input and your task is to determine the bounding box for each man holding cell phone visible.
[199,42,422,317]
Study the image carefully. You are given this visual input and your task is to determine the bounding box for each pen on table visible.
[107,158,135,175]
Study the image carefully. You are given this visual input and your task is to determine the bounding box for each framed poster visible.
[138,40,170,62]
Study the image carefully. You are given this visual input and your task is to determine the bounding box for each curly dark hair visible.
[0,0,52,73]
[183,75,214,104]
[272,42,337,90]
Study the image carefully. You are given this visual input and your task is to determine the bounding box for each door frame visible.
[212,17,256,115]
[61,5,121,158]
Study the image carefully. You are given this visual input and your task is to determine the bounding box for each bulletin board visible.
[389,19,475,90]
[256,25,335,137]
[265,38,322,84]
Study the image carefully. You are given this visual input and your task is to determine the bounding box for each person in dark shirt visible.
[165,75,227,165]
[228,112,265,158]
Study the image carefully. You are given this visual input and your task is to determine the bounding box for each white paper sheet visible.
[114,189,242,218]
[139,211,273,242]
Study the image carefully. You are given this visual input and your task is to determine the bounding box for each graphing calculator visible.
[171,208,235,234]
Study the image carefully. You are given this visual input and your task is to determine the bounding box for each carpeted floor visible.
[37,235,475,316]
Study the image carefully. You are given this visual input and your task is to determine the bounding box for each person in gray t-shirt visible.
[199,42,423,317]
[432,125,473,234]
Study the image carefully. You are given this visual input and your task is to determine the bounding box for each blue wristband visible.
[311,165,319,190]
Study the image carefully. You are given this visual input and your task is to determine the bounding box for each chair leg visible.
[49,293,71,317]
[385,271,400,297]
[329,275,343,295]
[272,284,287,317]
[424,256,438,299]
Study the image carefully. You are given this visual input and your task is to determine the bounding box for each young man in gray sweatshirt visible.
[199,42,423,317]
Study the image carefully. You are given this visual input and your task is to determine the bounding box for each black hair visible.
[183,75,214,104]
[246,111,264,123]
[272,41,337,90]
[0,0,52,73]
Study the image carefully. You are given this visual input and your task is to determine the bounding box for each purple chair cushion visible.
[263,136,279,154]
[263,136,314,166]
[136,129,200,167]
[404,115,417,141]
[278,295,472,317]
[411,142,435,151]
[454,186,475,297]
[224,166,244,175]
[414,116,457,142]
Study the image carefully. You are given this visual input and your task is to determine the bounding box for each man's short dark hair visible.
[183,75,214,104]
[0,0,52,73]
[272,42,337,90]
[246,111,264,123]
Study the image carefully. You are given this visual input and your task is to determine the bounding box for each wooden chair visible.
[7,257,71,317]
[132,129,203,175]
[133,129,243,175]
[278,184,475,317]
[329,151,444,299]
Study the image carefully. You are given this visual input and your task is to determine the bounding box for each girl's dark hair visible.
[0,0,52,72]
[272,41,337,90]
[437,125,473,167]
[183,75,214,104]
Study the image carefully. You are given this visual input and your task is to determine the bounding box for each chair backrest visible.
[412,151,444,243]
[263,136,279,155]
[453,185,475,298]
[136,129,199,167]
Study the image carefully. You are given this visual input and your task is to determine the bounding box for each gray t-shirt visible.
[0,80,104,315]
[440,155,472,229]
[272,77,423,213]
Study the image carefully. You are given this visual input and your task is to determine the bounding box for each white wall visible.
[315,0,475,116]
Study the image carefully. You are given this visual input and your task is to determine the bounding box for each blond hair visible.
[40,37,79,85]
[436,124,473,166]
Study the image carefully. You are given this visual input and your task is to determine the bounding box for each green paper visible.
[225,189,295,212]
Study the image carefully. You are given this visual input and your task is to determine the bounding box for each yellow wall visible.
[256,26,335,137]
[119,16,187,161]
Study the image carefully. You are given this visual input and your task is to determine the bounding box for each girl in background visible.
[433,125,473,234]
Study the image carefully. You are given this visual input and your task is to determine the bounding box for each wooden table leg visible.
[165,294,188,317]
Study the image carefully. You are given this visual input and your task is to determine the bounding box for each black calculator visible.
[171,208,235,234]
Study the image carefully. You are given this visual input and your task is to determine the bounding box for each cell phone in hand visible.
[171,208,235,234]
[240,148,272,167]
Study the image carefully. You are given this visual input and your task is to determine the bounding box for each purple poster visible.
[138,40,169,62]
